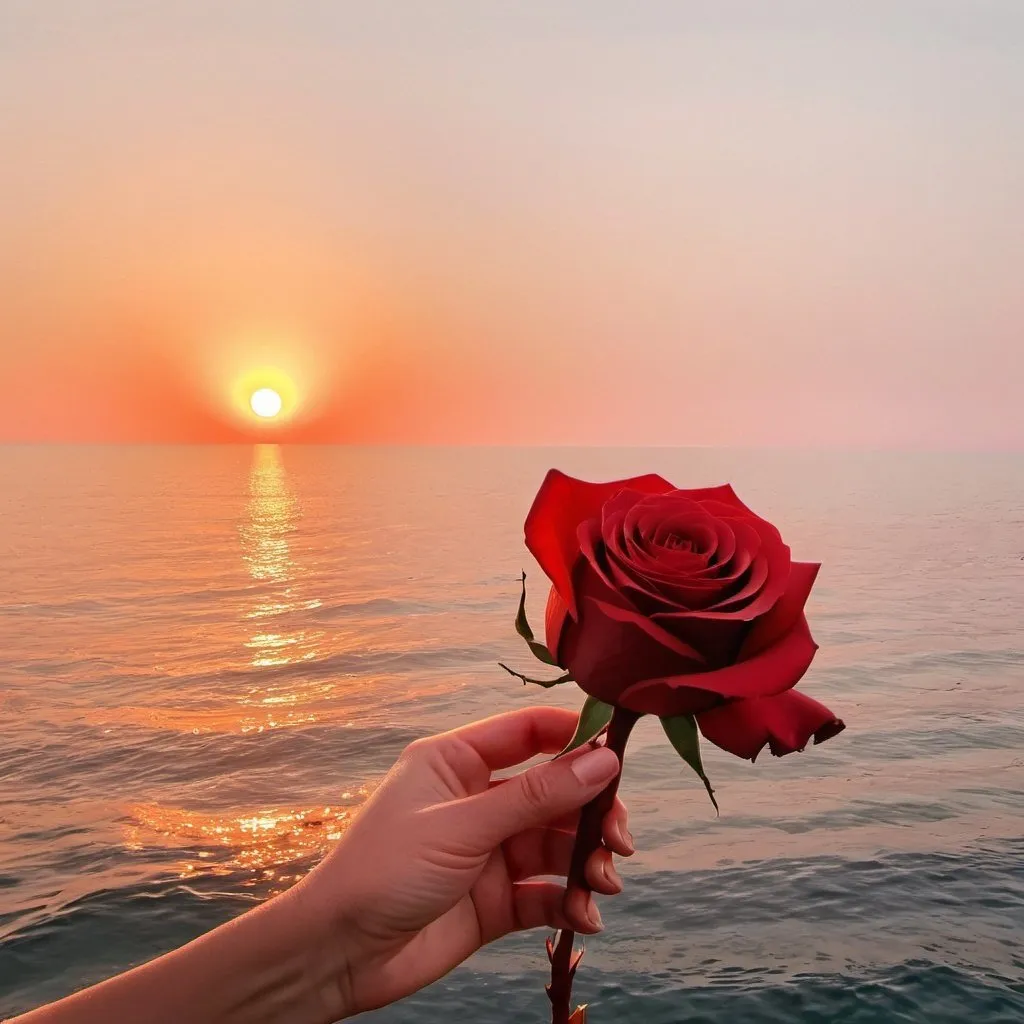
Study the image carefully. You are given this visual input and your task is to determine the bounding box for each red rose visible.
[525,469,845,761]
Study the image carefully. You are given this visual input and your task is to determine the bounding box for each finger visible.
[543,794,631,841]
[447,746,620,851]
[502,827,575,881]
[504,826,623,894]
[602,800,635,857]
[583,846,623,896]
[439,706,579,771]
[484,744,604,804]
[506,881,603,937]
[563,884,604,933]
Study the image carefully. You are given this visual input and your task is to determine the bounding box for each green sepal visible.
[660,714,719,813]
[514,571,558,666]
[498,662,573,688]
[555,696,614,759]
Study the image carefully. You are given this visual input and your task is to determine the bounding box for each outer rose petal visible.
[524,469,673,614]
[615,614,819,714]
[740,561,820,659]
[696,690,846,761]
[564,596,708,707]
[544,585,571,665]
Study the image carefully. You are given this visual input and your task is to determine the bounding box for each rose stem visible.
[548,706,641,1024]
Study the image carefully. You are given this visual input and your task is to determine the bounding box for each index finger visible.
[441,706,580,770]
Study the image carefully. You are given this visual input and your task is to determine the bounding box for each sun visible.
[250,387,283,419]
[230,366,297,425]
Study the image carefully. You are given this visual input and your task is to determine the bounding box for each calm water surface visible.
[1,446,1022,1022]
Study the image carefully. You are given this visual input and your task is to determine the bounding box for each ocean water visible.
[1,445,1022,1023]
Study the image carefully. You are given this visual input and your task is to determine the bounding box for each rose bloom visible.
[526,470,845,761]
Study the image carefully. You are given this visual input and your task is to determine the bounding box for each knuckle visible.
[518,767,553,811]
[401,736,432,763]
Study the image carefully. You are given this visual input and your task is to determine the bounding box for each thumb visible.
[456,745,621,851]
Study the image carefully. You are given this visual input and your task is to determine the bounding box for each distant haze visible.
[1,1,1021,446]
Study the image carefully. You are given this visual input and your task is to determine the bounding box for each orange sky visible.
[2,2,1021,446]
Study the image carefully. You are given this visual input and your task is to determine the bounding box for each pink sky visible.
[1,2,1021,446]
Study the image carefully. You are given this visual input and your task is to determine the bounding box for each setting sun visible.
[250,388,283,419]
[227,364,301,430]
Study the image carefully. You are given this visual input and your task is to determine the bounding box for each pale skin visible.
[13,707,634,1023]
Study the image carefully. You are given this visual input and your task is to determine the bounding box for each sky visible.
[1,1,1021,446]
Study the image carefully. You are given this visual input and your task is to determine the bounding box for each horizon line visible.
[1,441,1021,456]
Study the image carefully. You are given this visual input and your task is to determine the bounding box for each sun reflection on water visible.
[236,445,327,725]
[242,443,305,592]
[123,794,370,889]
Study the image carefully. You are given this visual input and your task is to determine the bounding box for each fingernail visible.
[602,859,622,890]
[615,820,635,855]
[571,747,619,786]
[588,898,604,931]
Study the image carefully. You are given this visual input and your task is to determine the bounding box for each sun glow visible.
[226,365,299,428]
[250,387,283,419]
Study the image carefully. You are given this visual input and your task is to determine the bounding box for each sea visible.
[1,445,1022,1022]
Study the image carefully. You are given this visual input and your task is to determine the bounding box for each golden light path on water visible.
[241,443,324,681]
[121,446,369,889]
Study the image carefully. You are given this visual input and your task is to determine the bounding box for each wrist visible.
[254,883,352,1024]
[287,850,384,1020]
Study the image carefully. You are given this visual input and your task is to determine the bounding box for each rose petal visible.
[524,470,673,614]
[600,487,669,525]
[603,508,779,616]
[581,511,715,616]
[628,517,759,597]
[605,554,681,615]
[627,501,708,550]
[615,613,819,713]
[649,612,747,667]
[578,514,632,597]
[636,513,789,619]
[596,515,699,614]
[613,495,719,576]
[607,492,746,587]
[740,561,820,658]
[706,516,790,614]
[675,516,737,575]
[565,598,707,706]
[559,560,706,705]
[544,585,571,665]
[696,690,846,761]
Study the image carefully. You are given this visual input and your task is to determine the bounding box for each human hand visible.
[9,707,633,1024]
[295,705,635,1018]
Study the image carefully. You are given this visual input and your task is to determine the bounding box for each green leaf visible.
[498,662,573,688]
[514,571,558,666]
[555,696,615,758]
[660,714,720,813]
